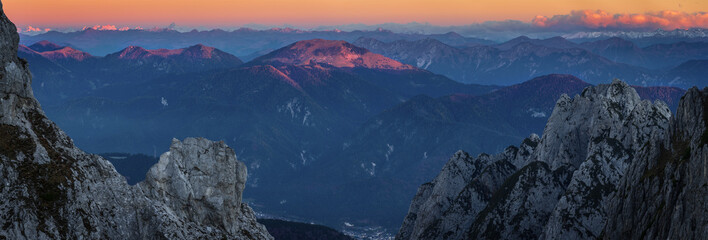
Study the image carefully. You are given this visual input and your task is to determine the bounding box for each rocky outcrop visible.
[396,135,539,240]
[397,80,672,240]
[539,80,671,239]
[396,151,488,240]
[136,138,270,239]
[602,87,708,239]
[0,1,271,239]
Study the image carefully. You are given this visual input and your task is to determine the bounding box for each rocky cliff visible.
[0,1,271,239]
[396,136,539,240]
[602,87,708,239]
[135,138,270,239]
[397,79,674,239]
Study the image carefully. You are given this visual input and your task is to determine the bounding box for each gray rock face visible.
[397,80,672,240]
[397,135,539,240]
[136,138,270,239]
[396,150,486,240]
[468,161,571,239]
[540,80,671,239]
[603,87,708,239]
[0,2,272,239]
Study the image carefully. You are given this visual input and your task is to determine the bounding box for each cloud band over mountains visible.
[532,10,708,31]
[15,9,708,36]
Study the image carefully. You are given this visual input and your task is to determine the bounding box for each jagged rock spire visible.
[603,87,708,239]
[397,79,672,240]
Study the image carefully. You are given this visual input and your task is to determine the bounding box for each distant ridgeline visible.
[20,27,708,88]
[20,38,690,232]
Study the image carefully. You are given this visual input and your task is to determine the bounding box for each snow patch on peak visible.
[385,144,394,161]
[160,97,168,107]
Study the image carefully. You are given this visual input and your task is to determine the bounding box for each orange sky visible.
[4,0,707,28]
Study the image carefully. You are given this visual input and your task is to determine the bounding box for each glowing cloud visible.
[18,25,51,33]
[533,10,708,30]
[82,25,118,31]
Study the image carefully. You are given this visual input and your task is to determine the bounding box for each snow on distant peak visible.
[563,28,708,39]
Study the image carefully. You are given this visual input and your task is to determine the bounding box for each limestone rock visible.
[396,135,539,240]
[136,138,270,239]
[541,80,671,239]
[397,80,672,240]
[602,87,708,239]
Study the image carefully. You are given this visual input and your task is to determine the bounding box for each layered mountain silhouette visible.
[578,37,647,66]
[355,37,708,88]
[40,38,493,170]
[355,37,655,86]
[496,36,708,70]
[564,28,708,47]
[110,44,226,60]
[17,36,692,233]
[20,28,493,57]
[25,39,497,231]
[22,30,708,89]
[494,36,578,50]
[18,41,243,103]
[666,59,708,88]
[22,40,93,61]
[27,40,64,51]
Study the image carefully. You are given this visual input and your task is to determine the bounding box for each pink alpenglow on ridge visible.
[37,47,93,61]
[115,44,219,60]
[254,39,416,70]
[20,41,94,61]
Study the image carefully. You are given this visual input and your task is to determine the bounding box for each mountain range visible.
[25,39,497,230]
[14,37,697,234]
[20,25,708,54]
[563,28,708,46]
[355,37,708,88]
[18,41,243,103]
[21,28,708,89]
[19,28,494,57]
[495,36,708,69]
